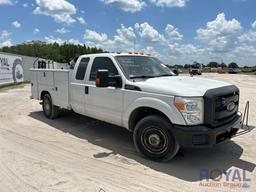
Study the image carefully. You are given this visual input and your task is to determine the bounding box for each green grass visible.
[0,82,30,93]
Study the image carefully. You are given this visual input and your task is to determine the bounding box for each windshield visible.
[115,56,173,79]
[191,64,201,69]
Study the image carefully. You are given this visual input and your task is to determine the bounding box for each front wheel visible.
[42,94,60,119]
[133,115,179,161]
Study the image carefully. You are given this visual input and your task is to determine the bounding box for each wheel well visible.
[128,107,171,132]
[40,91,50,100]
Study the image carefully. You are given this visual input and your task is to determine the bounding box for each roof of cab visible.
[79,53,151,58]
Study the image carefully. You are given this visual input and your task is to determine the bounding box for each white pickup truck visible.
[30,53,251,161]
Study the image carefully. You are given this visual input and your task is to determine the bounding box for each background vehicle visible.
[30,53,251,161]
[217,67,225,74]
[229,68,241,74]
[189,63,202,75]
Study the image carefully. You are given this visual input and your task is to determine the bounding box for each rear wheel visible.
[42,94,60,119]
[133,115,179,161]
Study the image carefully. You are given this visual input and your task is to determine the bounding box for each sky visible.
[0,0,256,66]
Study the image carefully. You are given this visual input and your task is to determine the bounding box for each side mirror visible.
[173,69,179,76]
[96,69,122,88]
[96,69,109,87]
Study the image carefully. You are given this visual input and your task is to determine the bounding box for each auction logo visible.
[199,169,250,189]
[0,57,10,70]
[12,59,24,82]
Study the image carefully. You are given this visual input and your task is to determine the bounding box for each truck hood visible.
[133,76,231,97]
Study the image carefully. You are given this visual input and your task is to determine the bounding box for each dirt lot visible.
[0,73,255,192]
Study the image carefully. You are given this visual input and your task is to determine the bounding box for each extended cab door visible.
[85,57,123,126]
[70,57,90,114]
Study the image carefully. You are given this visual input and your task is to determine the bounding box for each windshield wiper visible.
[155,74,173,77]
[130,75,156,79]
[130,74,173,79]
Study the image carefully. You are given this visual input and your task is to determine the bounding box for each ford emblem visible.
[227,102,236,112]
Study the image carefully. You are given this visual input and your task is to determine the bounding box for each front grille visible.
[204,85,239,128]
[215,94,238,119]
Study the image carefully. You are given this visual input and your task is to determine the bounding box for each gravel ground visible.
[0,73,255,192]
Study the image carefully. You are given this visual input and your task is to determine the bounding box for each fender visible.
[122,96,186,129]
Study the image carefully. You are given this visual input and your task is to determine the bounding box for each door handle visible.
[85,86,89,94]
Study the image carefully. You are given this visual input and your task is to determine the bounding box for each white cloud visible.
[239,20,256,42]
[23,3,28,7]
[233,45,256,57]
[252,20,256,31]
[197,13,242,52]
[239,31,256,42]
[166,43,203,58]
[34,0,76,25]
[12,21,21,28]
[0,40,12,47]
[67,39,82,45]
[165,24,183,41]
[84,24,137,51]
[77,17,86,25]
[84,30,108,42]
[77,19,256,66]
[114,24,135,44]
[150,0,187,7]
[135,22,166,43]
[0,30,11,39]
[45,36,64,44]
[56,27,70,34]
[33,28,40,34]
[142,46,160,57]
[44,36,81,45]
[0,30,12,48]
[101,0,146,13]
[0,0,13,5]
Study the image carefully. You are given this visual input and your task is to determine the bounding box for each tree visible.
[228,62,239,68]
[207,61,219,68]
[0,41,104,63]
[220,63,227,68]
[184,64,190,69]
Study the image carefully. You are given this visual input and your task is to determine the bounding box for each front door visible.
[85,57,123,126]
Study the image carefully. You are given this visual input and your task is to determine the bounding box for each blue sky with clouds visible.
[0,0,256,66]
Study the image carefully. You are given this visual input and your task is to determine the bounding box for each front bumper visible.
[172,113,243,148]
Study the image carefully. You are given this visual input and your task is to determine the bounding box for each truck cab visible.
[30,53,250,161]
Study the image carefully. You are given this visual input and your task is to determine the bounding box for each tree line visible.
[175,61,256,69]
[182,61,240,69]
[0,41,104,63]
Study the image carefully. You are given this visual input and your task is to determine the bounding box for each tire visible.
[42,94,60,119]
[133,115,179,161]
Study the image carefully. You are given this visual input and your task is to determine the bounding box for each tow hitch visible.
[233,101,255,137]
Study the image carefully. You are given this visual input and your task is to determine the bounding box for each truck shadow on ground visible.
[29,110,255,182]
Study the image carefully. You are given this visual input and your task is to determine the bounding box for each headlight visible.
[174,97,204,125]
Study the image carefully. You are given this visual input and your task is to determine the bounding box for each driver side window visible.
[89,57,118,81]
